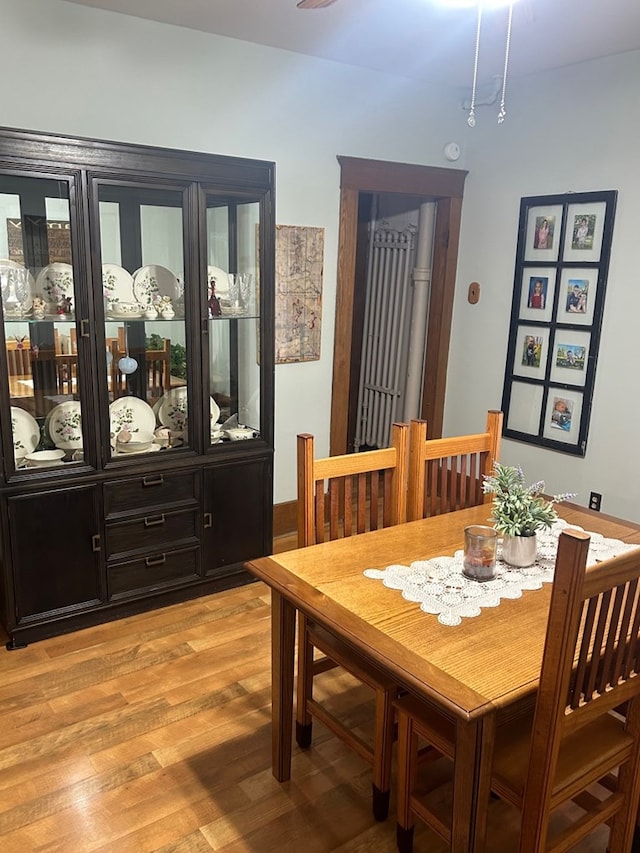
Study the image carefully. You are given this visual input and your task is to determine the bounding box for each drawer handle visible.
[91,534,101,552]
[145,554,166,567]
[143,474,164,487]
[204,512,212,529]
[144,514,165,528]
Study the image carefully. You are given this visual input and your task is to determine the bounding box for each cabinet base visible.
[4,567,257,649]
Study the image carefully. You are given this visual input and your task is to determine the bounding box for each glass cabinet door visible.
[95,182,189,458]
[205,196,261,447]
[0,173,86,472]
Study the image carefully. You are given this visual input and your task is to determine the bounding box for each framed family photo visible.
[563,200,607,262]
[556,268,598,324]
[523,204,563,262]
[512,325,549,380]
[549,329,591,387]
[502,189,617,455]
[518,267,556,322]
[542,389,584,445]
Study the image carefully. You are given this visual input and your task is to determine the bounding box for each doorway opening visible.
[331,156,468,456]
[352,193,439,452]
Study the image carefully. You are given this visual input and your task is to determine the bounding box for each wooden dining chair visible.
[406,410,503,521]
[295,422,408,820]
[394,528,640,852]
[109,340,128,398]
[54,354,78,395]
[6,338,31,376]
[54,327,77,355]
[110,337,171,403]
[146,337,171,404]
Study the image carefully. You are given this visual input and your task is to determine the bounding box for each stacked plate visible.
[133,264,181,305]
[11,406,39,463]
[109,397,156,437]
[47,401,83,450]
[102,264,135,304]
[34,263,74,309]
[155,388,221,439]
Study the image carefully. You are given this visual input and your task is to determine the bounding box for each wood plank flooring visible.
[0,546,616,851]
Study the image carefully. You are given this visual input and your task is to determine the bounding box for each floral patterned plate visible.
[109,396,156,439]
[47,401,83,450]
[132,264,180,306]
[157,387,220,431]
[158,386,189,430]
[11,406,40,461]
[102,264,135,305]
[34,262,74,307]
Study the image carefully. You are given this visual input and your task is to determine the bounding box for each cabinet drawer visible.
[104,471,200,517]
[105,507,199,559]
[108,546,200,600]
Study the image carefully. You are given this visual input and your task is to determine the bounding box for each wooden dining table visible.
[244,502,640,852]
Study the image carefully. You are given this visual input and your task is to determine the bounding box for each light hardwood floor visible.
[0,544,618,852]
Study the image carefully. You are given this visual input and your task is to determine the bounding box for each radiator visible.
[354,225,415,450]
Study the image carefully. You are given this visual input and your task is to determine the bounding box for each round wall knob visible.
[444,142,461,161]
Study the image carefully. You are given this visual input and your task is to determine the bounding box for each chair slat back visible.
[109,340,127,398]
[568,558,640,721]
[297,423,408,547]
[54,354,78,395]
[520,529,640,846]
[6,340,31,376]
[146,338,171,403]
[407,410,503,521]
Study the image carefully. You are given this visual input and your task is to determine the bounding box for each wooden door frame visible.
[330,156,468,455]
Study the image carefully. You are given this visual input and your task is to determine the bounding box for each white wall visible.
[8,1,637,522]
[445,50,640,521]
[1,0,465,503]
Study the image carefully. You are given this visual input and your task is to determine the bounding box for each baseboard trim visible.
[274,499,297,538]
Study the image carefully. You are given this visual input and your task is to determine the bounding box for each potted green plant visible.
[482,462,574,567]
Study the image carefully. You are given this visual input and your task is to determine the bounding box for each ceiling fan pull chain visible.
[467,2,483,128]
[498,2,514,124]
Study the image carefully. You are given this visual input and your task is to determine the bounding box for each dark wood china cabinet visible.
[0,127,275,647]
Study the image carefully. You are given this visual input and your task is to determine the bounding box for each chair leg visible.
[396,706,417,851]
[372,687,396,820]
[396,824,415,853]
[295,613,314,749]
[373,784,391,822]
[608,705,640,853]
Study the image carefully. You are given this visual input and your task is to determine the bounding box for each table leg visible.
[270,589,296,781]
[451,712,496,853]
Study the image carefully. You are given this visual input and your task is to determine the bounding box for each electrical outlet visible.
[589,491,602,512]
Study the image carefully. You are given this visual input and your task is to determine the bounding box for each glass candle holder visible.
[463,525,498,582]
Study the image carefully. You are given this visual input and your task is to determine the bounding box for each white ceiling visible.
[62,0,640,87]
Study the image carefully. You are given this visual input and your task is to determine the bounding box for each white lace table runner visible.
[363,519,637,627]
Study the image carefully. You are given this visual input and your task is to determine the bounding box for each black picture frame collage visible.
[501,190,617,456]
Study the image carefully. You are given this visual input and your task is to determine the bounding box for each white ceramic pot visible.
[502,533,537,568]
